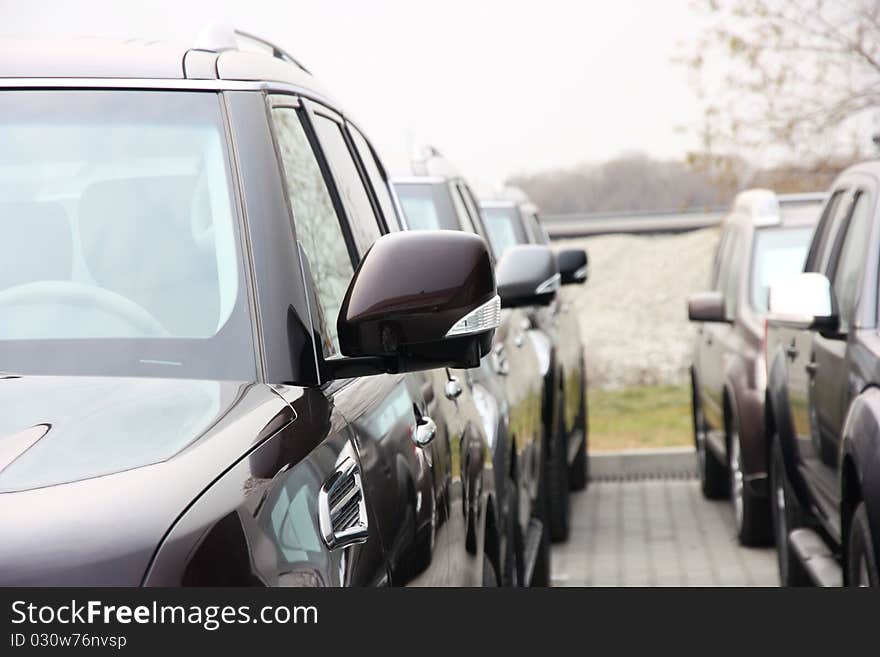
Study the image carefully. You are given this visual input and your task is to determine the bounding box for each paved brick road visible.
[551,477,779,586]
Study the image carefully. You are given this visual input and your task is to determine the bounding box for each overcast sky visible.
[0,0,705,191]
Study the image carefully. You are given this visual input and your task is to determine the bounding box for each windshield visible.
[394,182,461,231]
[750,226,813,312]
[481,206,528,257]
[0,90,256,381]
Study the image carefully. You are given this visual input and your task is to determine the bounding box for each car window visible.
[522,211,550,245]
[311,114,382,256]
[805,189,845,272]
[452,182,479,234]
[711,227,732,290]
[481,206,529,258]
[750,226,813,312]
[394,182,460,231]
[830,191,873,331]
[0,90,256,381]
[816,190,852,274]
[272,107,354,357]
[718,228,743,317]
[348,124,400,232]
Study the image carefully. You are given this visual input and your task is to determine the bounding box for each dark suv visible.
[0,32,507,587]
[687,190,822,545]
[392,168,557,584]
[766,163,880,586]
[479,192,589,541]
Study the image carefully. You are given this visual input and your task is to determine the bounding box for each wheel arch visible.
[840,386,880,578]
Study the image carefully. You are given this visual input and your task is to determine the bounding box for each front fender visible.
[766,340,810,504]
[841,387,880,569]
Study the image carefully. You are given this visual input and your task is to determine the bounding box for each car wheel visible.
[546,393,571,542]
[569,371,589,491]
[769,434,810,586]
[728,417,771,546]
[692,381,726,499]
[847,503,879,587]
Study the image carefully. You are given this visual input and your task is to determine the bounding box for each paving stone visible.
[551,478,779,587]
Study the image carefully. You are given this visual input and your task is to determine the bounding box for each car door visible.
[786,189,850,484]
[808,188,874,526]
[268,96,456,585]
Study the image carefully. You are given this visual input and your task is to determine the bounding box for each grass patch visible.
[588,385,692,452]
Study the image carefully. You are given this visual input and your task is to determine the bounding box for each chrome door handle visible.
[445,377,463,400]
[786,345,799,360]
[413,415,437,447]
[805,361,818,376]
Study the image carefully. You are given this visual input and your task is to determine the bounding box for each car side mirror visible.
[768,272,839,332]
[687,291,728,323]
[556,248,588,285]
[496,244,559,308]
[330,231,499,379]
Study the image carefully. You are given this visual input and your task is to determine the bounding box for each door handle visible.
[805,361,818,377]
[444,376,463,400]
[786,345,799,360]
[413,415,437,447]
[706,334,713,346]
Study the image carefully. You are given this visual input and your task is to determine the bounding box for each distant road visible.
[544,209,725,238]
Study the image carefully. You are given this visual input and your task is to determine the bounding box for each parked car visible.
[0,30,508,587]
[479,191,589,541]
[392,168,553,584]
[766,163,880,586]
[687,189,823,545]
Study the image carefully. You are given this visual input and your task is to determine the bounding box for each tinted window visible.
[482,206,529,257]
[312,115,382,256]
[394,182,460,231]
[453,183,479,234]
[831,192,874,331]
[718,229,743,317]
[711,227,731,289]
[348,125,400,231]
[0,90,255,381]
[273,108,354,357]
[523,211,550,245]
[811,190,850,273]
[750,226,813,312]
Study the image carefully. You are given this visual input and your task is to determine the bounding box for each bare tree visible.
[685,0,880,163]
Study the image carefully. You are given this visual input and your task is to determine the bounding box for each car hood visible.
[0,375,293,585]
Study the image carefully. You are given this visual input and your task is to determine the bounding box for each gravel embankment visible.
[557,227,720,389]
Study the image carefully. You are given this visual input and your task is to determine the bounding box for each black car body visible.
[479,194,589,541]
[687,190,822,545]
[0,33,505,587]
[766,162,880,586]
[392,173,553,584]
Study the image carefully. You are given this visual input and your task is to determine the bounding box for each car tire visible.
[569,372,589,491]
[692,380,727,499]
[847,503,879,587]
[728,415,772,546]
[546,393,571,542]
[769,434,811,586]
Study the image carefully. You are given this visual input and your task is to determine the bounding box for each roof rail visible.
[194,23,311,74]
